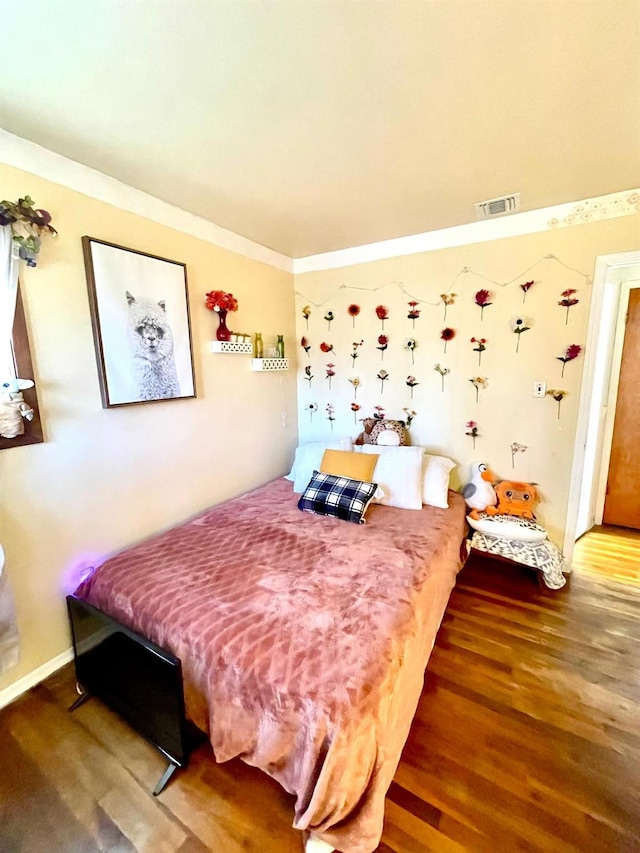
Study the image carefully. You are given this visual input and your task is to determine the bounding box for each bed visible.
[73,476,468,853]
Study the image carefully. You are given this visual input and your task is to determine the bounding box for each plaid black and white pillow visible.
[298,470,378,524]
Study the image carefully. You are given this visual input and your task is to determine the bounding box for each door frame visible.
[564,250,640,565]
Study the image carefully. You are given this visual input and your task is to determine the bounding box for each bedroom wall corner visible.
[0,162,298,701]
[293,214,640,550]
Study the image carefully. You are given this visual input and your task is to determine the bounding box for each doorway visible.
[564,251,640,567]
[602,287,640,529]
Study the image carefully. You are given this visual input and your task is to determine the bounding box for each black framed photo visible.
[82,237,196,408]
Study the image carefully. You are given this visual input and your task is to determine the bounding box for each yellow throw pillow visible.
[320,449,379,482]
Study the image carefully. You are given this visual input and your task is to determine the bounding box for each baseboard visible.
[0,647,74,710]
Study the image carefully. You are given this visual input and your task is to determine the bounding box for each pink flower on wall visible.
[376,305,389,330]
[373,405,385,420]
[351,339,363,365]
[465,420,479,449]
[351,402,361,424]
[406,375,419,398]
[474,289,492,320]
[325,363,336,389]
[407,301,421,327]
[471,336,487,366]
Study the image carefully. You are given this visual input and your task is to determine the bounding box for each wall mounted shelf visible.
[251,358,289,371]
[210,341,253,354]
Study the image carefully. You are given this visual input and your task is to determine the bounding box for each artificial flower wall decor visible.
[294,253,589,530]
[0,195,57,266]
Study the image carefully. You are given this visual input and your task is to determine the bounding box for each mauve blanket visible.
[75,478,467,853]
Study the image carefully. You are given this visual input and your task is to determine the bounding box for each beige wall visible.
[0,163,297,694]
[295,216,640,547]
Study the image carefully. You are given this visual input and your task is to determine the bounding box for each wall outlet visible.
[533,381,547,397]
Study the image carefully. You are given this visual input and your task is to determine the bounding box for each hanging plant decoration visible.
[351,402,362,424]
[469,376,488,403]
[320,341,335,355]
[300,336,311,358]
[520,280,535,303]
[406,375,419,398]
[349,376,361,399]
[402,408,417,429]
[440,293,457,322]
[326,403,335,430]
[404,337,417,364]
[373,405,385,420]
[407,300,421,328]
[557,343,582,377]
[434,363,450,392]
[547,389,567,419]
[471,336,487,366]
[0,195,57,267]
[511,442,528,469]
[440,327,456,353]
[324,310,334,331]
[350,339,363,365]
[377,369,389,394]
[326,363,336,389]
[376,305,389,330]
[558,289,579,324]
[307,402,318,423]
[348,304,361,327]
[512,316,531,353]
[466,420,479,449]
[377,334,389,360]
[474,289,492,320]
[302,305,311,329]
[304,365,313,386]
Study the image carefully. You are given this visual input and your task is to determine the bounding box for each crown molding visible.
[0,128,294,274]
[293,189,640,274]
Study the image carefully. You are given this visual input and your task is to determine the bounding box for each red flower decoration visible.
[520,280,534,303]
[348,304,361,327]
[205,290,239,312]
[556,343,582,376]
[440,327,456,352]
[474,289,492,320]
[377,334,389,360]
[300,336,311,356]
[320,341,334,354]
[376,305,389,329]
[558,289,579,324]
[407,300,420,326]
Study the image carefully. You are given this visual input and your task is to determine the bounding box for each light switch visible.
[533,381,546,398]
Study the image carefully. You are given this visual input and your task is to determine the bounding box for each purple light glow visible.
[61,553,104,594]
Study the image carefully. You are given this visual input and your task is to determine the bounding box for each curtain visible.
[0,224,20,378]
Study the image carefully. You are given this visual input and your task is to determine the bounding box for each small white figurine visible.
[462,461,497,519]
[0,378,35,439]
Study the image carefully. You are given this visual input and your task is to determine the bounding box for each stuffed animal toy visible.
[354,418,408,446]
[0,378,35,439]
[485,480,539,519]
[462,461,497,519]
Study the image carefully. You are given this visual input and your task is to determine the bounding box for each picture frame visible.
[82,237,196,408]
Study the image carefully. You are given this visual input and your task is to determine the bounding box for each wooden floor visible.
[1,525,639,853]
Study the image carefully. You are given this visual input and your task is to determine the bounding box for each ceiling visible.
[1,1,639,258]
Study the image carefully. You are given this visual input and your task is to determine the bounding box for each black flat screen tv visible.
[66,594,200,783]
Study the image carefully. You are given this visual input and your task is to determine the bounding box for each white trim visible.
[293,190,640,273]
[564,251,640,563]
[0,129,293,274]
[0,647,73,710]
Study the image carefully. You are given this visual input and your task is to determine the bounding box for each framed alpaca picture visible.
[82,237,196,408]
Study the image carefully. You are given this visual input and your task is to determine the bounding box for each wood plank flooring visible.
[1,525,639,852]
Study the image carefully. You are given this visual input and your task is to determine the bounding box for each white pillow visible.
[359,445,423,510]
[467,515,547,542]
[286,437,352,493]
[422,453,456,509]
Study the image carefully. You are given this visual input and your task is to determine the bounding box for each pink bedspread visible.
[75,478,467,853]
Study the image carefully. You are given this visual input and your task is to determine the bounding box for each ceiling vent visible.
[474,193,521,219]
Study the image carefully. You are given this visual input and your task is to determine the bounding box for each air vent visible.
[474,193,521,219]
